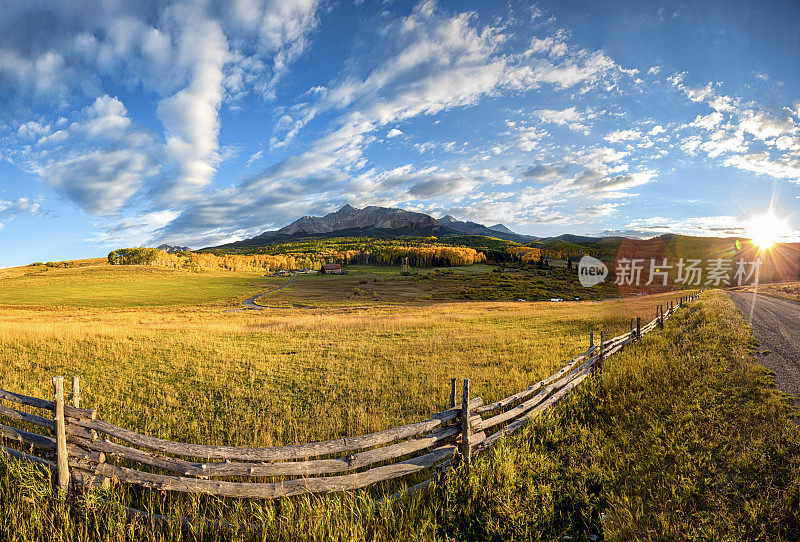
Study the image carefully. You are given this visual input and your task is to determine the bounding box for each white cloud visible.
[604,129,642,143]
[738,110,796,140]
[535,106,595,134]
[387,128,404,138]
[16,121,51,139]
[41,149,156,215]
[245,149,263,166]
[685,82,714,102]
[625,215,745,237]
[408,173,477,198]
[723,152,800,182]
[587,170,655,193]
[517,126,547,151]
[8,95,162,216]
[681,136,702,154]
[775,136,799,151]
[708,94,735,112]
[528,35,568,57]
[157,7,229,203]
[521,164,569,182]
[0,49,71,96]
[92,209,181,247]
[582,202,623,216]
[0,197,44,225]
[699,134,746,158]
[1,0,324,230]
[690,111,723,130]
[154,0,639,245]
[222,0,321,99]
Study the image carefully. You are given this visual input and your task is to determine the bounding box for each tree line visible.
[108,243,486,272]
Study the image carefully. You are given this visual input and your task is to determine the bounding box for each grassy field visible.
[0,290,670,448]
[254,264,620,308]
[0,261,620,310]
[1,290,798,540]
[0,263,267,308]
[3,261,796,540]
[439,290,800,540]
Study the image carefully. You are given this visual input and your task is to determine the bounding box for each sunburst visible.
[745,212,791,250]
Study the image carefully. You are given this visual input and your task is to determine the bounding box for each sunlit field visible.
[1,262,797,542]
[0,275,670,446]
[2,281,798,541]
[0,262,268,308]
[736,281,800,303]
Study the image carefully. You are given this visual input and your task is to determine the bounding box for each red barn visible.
[321,263,343,274]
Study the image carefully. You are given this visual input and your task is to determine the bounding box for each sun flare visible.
[746,212,791,250]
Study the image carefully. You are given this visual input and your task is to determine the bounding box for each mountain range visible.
[157,244,192,253]
[209,205,537,250]
[192,204,800,283]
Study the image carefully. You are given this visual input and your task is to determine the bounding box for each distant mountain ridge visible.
[206,205,536,251]
[157,244,191,253]
[257,204,440,237]
[436,214,535,241]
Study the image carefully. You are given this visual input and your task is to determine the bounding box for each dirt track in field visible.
[235,272,297,311]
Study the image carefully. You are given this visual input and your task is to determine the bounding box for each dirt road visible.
[238,272,297,310]
[728,291,800,421]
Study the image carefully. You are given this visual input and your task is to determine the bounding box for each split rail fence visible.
[0,294,697,511]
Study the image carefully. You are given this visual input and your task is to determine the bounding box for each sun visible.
[745,212,791,250]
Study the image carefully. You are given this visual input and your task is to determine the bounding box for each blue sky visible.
[1,0,800,266]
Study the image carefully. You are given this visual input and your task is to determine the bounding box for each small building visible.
[321,263,343,274]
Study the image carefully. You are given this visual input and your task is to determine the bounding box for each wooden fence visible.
[0,294,697,511]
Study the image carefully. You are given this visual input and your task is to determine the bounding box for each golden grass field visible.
[3,261,800,542]
[735,281,800,303]
[0,261,675,447]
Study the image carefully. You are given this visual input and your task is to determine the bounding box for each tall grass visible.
[0,294,670,446]
[737,280,800,303]
[2,291,798,540]
[5,288,751,541]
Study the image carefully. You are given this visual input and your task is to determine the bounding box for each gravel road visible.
[728,291,800,422]
[236,272,297,311]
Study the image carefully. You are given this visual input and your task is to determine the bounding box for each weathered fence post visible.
[590,330,594,348]
[460,378,471,468]
[71,375,80,408]
[449,378,457,409]
[659,306,664,329]
[52,376,70,493]
[636,316,641,339]
[595,331,605,372]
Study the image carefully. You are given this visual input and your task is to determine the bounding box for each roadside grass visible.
[437,290,800,541]
[593,290,800,539]
[735,281,800,304]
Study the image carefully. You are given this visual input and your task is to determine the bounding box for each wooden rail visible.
[0,293,698,516]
